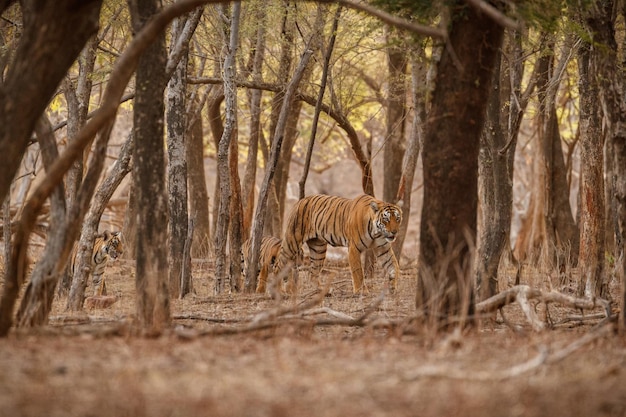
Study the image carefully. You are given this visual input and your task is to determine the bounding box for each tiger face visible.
[101,230,124,260]
[371,201,402,242]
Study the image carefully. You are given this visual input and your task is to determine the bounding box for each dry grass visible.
[1,257,626,417]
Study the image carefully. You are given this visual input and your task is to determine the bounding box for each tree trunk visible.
[129,0,170,333]
[416,2,504,325]
[166,17,190,298]
[299,5,341,200]
[206,87,224,243]
[0,0,102,206]
[187,101,211,258]
[265,2,295,238]
[15,117,67,327]
[392,47,428,260]
[214,2,241,294]
[513,36,579,268]
[383,28,407,204]
[67,133,133,311]
[583,1,626,328]
[576,35,606,298]
[244,48,314,293]
[241,5,267,237]
[58,36,98,296]
[475,33,517,301]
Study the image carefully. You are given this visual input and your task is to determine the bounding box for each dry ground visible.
[1,257,626,417]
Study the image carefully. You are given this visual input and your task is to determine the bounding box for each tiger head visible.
[102,230,124,260]
[370,200,402,242]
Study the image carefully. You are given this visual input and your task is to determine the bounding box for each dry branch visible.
[476,285,612,331]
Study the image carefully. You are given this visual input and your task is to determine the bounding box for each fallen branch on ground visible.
[476,285,612,331]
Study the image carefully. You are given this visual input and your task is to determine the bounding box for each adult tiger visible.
[69,230,124,296]
[242,236,282,293]
[276,194,402,294]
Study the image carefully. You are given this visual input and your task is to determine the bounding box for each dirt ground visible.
[1,257,626,417]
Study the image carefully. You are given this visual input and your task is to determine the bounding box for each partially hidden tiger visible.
[242,235,282,293]
[69,230,124,297]
[275,193,402,294]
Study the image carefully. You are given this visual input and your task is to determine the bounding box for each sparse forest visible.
[1,1,626,416]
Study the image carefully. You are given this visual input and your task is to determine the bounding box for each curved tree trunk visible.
[67,133,133,311]
[244,48,314,293]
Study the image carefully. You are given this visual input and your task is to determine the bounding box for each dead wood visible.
[476,285,612,331]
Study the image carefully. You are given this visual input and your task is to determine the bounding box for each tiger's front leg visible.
[92,274,107,296]
[374,241,399,293]
[348,244,367,294]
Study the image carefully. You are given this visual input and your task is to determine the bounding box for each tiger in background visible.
[242,235,282,293]
[275,194,402,294]
[69,230,124,296]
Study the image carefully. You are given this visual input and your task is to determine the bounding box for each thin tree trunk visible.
[166,17,190,298]
[214,2,241,294]
[67,133,133,311]
[187,100,212,258]
[392,48,427,260]
[299,5,341,199]
[244,48,314,293]
[241,5,267,238]
[515,36,579,267]
[576,35,606,298]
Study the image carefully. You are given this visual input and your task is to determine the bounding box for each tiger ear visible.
[369,201,379,212]
[102,230,111,240]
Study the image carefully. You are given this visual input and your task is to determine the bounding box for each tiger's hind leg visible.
[306,239,328,290]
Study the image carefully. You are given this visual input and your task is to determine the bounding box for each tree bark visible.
[166,16,190,298]
[475,33,516,301]
[383,28,407,204]
[576,34,606,298]
[392,47,428,260]
[187,100,212,258]
[244,48,314,293]
[513,36,579,267]
[416,2,504,325]
[129,0,170,333]
[67,133,133,311]
[214,2,241,294]
[241,4,267,238]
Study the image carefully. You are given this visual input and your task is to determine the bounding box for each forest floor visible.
[1,256,626,417]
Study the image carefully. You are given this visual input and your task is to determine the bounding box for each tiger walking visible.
[276,194,402,294]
